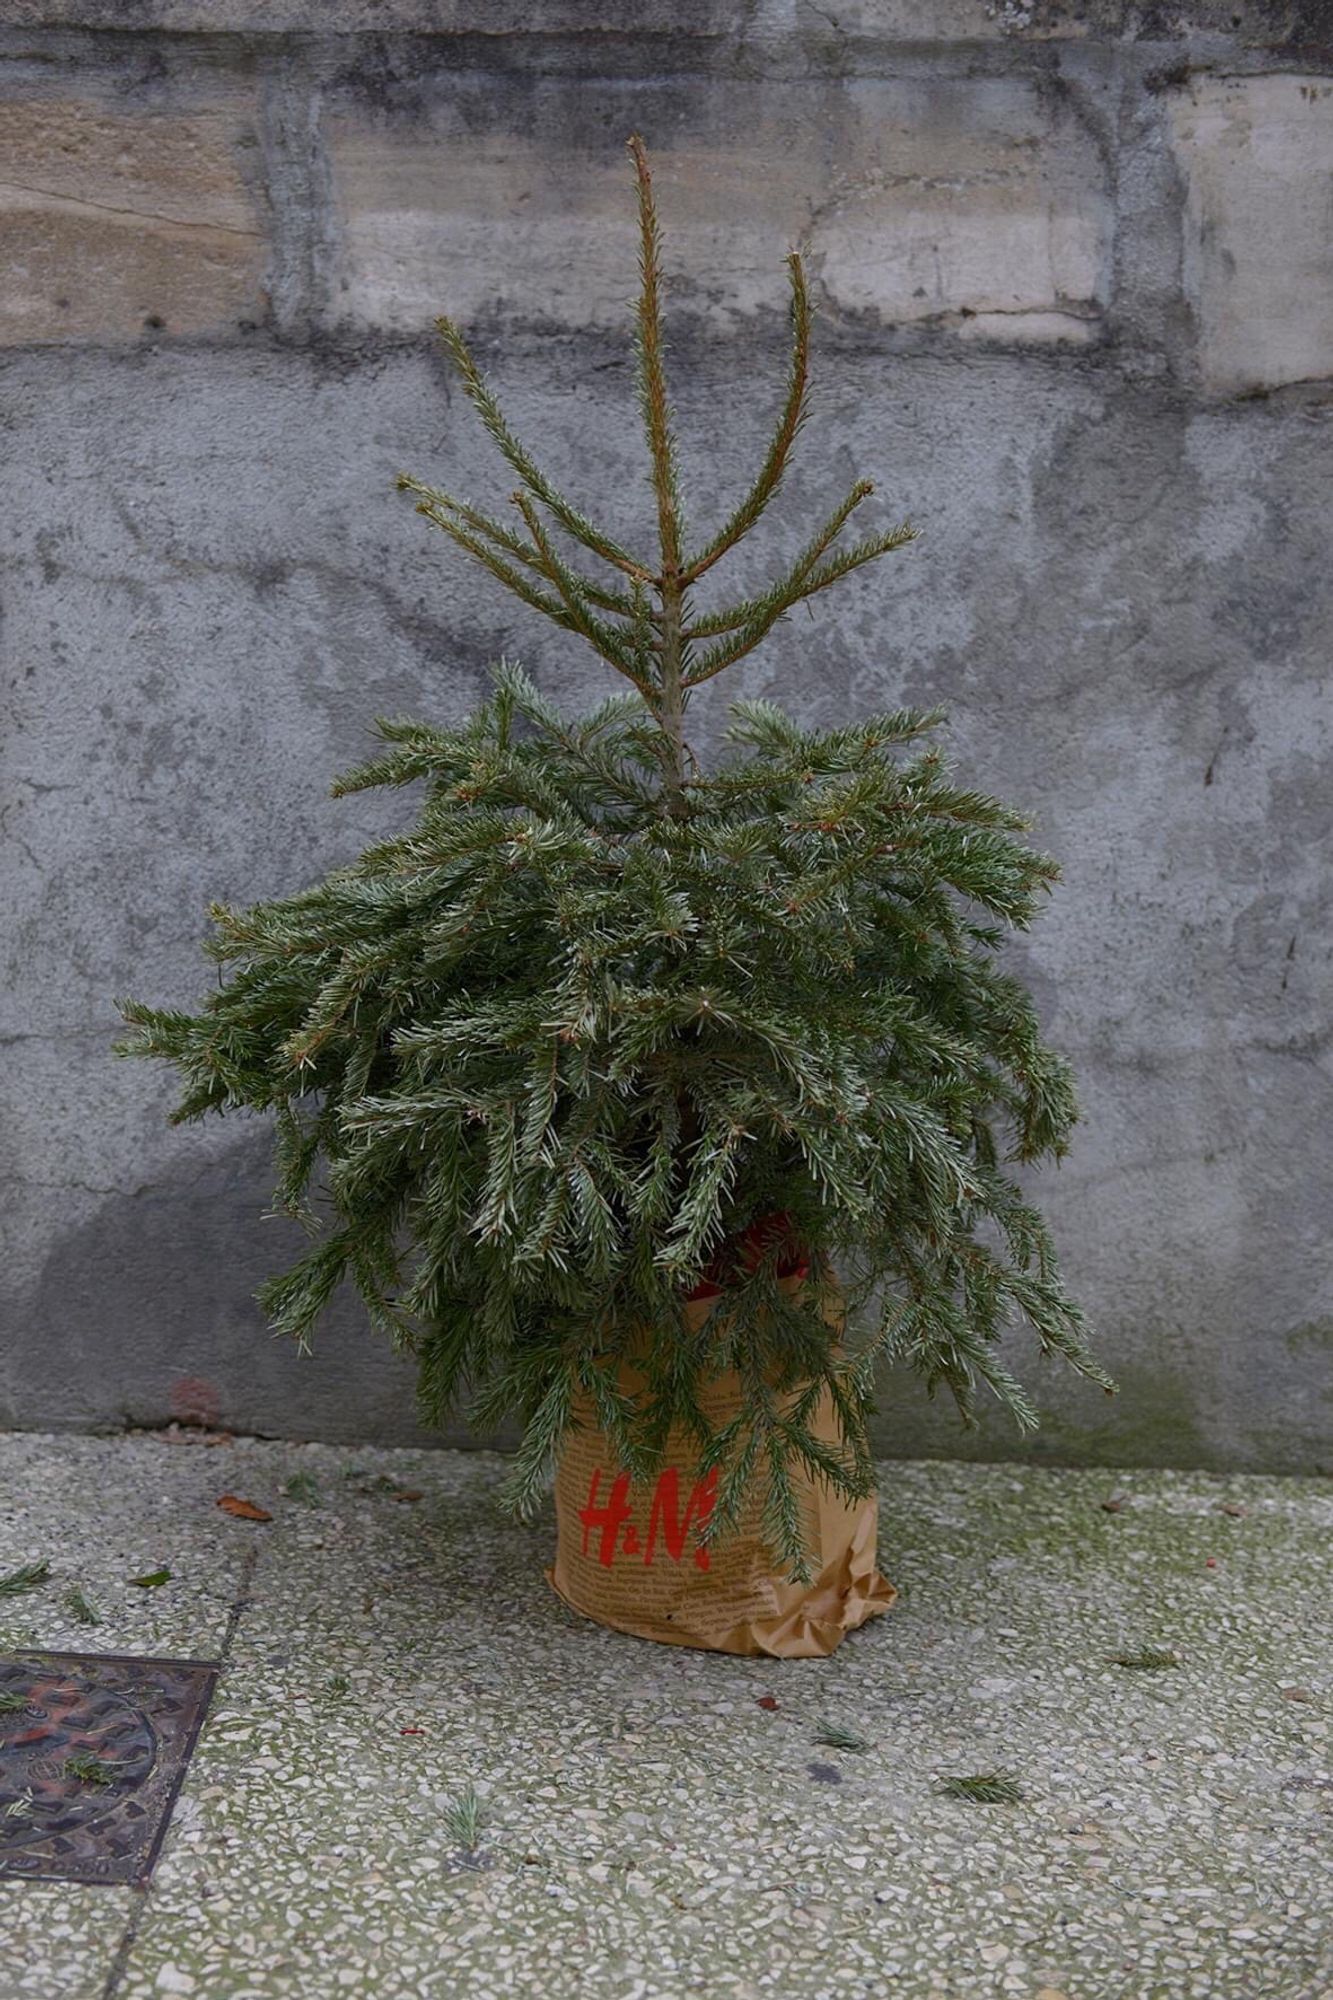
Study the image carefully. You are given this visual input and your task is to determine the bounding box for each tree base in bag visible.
[548,1368,895,1659]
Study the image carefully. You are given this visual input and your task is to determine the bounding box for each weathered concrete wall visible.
[2,3,1330,1469]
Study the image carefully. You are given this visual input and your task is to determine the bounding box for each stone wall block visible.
[325,76,1113,342]
[0,2,1322,40]
[0,90,270,344]
[1168,73,1333,394]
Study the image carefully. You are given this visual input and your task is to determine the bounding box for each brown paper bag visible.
[547,1292,895,1657]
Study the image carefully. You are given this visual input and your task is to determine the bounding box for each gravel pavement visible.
[1,1433,1328,2000]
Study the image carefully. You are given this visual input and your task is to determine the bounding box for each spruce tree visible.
[119,138,1111,1570]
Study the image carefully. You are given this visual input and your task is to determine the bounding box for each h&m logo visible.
[578,1466,719,1570]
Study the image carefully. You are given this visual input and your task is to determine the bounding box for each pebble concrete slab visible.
[1,1434,1328,1999]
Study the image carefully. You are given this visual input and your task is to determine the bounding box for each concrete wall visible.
[2,2,1330,1470]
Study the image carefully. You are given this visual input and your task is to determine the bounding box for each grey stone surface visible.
[0,2,1329,44]
[2,1433,1330,1998]
[0,9,1331,1467]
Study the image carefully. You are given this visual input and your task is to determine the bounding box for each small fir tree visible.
[119,138,1110,1569]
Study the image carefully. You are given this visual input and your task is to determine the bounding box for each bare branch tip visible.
[627,135,656,205]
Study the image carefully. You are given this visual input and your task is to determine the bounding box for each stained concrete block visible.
[325,74,1111,340]
[1168,73,1333,394]
[0,1,748,31]
[0,2,1321,39]
[0,88,268,344]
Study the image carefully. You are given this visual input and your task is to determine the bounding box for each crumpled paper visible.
[548,1297,895,1657]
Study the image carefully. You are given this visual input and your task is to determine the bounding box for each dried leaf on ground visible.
[216,1495,273,1522]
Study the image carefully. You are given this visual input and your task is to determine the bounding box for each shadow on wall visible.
[869,1353,1217,1475]
[19,1133,451,1445]
[16,1124,1242,1471]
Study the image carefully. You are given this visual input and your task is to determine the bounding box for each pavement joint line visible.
[96,1541,261,2000]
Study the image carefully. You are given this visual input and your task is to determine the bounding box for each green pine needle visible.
[65,1585,102,1626]
[0,1561,51,1598]
[940,1771,1024,1805]
[64,1753,121,1788]
[1112,1648,1180,1670]
[814,1720,870,1753]
[282,1471,322,1507]
[326,1673,350,1696]
[442,1783,485,1854]
[0,1690,30,1714]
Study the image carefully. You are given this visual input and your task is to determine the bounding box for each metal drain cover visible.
[0,1651,218,1885]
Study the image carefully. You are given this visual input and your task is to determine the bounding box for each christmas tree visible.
[119,138,1110,1572]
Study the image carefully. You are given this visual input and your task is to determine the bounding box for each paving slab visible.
[1,1433,1329,2000]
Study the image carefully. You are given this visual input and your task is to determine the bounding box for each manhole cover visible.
[0,1651,218,1885]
